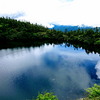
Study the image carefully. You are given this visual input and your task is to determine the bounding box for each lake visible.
[0,42,100,100]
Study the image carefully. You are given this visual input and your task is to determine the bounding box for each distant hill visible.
[49,24,100,32]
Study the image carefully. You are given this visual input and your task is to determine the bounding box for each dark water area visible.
[0,41,100,100]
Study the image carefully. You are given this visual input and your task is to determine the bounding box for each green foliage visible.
[94,39,100,45]
[0,30,2,33]
[64,28,67,34]
[32,91,58,100]
[95,27,99,33]
[0,17,47,40]
[30,84,100,100]
[43,34,50,39]
[85,84,100,99]
[0,25,3,27]
[46,30,53,38]
[0,16,100,46]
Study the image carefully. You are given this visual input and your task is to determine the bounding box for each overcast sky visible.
[0,0,100,28]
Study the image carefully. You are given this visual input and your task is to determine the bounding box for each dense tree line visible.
[0,17,49,40]
[0,17,100,46]
[63,27,100,45]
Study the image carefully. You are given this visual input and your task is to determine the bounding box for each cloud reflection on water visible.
[0,43,100,100]
[95,60,100,79]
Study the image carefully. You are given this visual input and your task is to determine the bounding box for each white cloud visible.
[95,60,100,79]
[0,43,54,73]
[0,0,100,28]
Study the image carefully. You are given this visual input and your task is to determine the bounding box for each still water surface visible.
[0,43,100,100]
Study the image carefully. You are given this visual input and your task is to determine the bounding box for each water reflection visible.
[0,43,100,100]
[95,60,100,79]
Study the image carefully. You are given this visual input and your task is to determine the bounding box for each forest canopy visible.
[0,17,100,46]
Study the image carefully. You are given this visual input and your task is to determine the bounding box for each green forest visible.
[0,17,100,46]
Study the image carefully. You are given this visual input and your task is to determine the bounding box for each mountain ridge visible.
[49,24,100,32]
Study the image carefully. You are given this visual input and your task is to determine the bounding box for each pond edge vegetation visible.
[29,84,100,100]
[82,84,100,100]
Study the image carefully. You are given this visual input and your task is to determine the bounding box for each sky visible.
[0,0,100,28]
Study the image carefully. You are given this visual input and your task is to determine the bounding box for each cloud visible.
[59,0,74,2]
[9,12,25,19]
[0,12,25,19]
[0,43,54,72]
[0,0,100,28]
[95,60,100,79]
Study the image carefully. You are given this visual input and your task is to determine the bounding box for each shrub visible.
[94,40,100,45]
[84,84,100,99]
[32,91,58,100]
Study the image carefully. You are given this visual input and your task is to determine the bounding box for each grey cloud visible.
[0,12,25,19]
[10,12,25,18]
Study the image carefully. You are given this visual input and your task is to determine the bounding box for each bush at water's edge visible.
[27,84,100,100]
